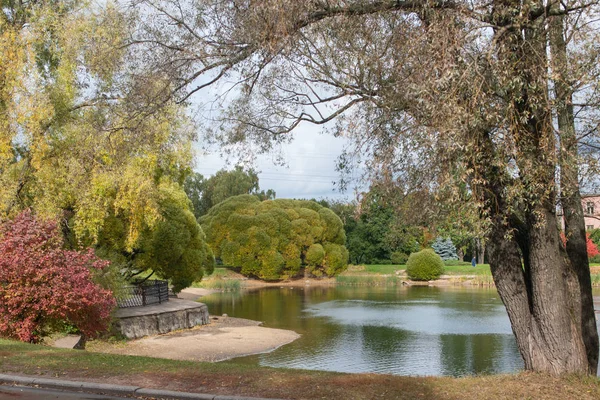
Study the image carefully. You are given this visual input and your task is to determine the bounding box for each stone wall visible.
[115,303,209,339]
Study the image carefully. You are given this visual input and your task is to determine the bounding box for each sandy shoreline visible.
[89,315,300,362]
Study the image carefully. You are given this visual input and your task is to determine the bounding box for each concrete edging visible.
[0,374,280,400]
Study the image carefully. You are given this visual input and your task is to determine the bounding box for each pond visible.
[202,286,532,376]
[202,286,600,376]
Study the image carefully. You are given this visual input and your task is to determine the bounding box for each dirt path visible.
[88,316,300,362]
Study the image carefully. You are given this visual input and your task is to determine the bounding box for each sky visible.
[193,124,357,202]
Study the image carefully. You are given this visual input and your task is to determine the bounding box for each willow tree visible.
[0,1,214,290]
[132,0,600,374]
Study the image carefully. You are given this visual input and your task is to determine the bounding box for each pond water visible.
[201,286,527,376]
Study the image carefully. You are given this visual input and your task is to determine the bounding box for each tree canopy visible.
[199,195,348,280]
[184,166,275,219]
[0,1,214,290]
[132,0,600,374]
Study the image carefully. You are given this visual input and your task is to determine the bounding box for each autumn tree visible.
[94,179,215,292]
[0,2,214,290]
[131,0,600,374]
[0,210,115,342]
[199,195,348,280]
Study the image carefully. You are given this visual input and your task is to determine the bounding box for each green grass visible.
[442,264,491,275]
[207,267,241,278]
[1,339,599,400]
[345,264,492,276]
[190,267,243,291]
[362,264,402,274]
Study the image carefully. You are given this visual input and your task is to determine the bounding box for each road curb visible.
[0,373,281,400]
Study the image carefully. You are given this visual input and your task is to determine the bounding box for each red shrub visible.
[0,210,115,342]
[587,234,599,257]
[560,231,600,258]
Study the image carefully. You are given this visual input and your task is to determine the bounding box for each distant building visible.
[582,194,600,230]
[560,194,600,230]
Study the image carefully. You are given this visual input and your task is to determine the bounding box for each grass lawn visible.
[362,264,401,274]
[343,264,492,276]
[442,265,491,275]
[1,339,599,400]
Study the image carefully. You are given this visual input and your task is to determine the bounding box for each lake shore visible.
[193,264,600,289]
[87,314,300,362]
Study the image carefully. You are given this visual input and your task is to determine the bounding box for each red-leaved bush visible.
[560,231,600,258]
[0,210,116,342]
[587,234,600,257]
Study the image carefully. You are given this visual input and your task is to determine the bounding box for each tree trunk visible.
[488,208,590,374]
[478,0,597,375]
[479,139,591,373]
[549,6,599,373]
[475,238,485,265]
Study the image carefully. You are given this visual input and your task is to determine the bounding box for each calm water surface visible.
[201,286,600,376]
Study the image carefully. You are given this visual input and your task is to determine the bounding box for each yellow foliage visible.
[0,3,198,266]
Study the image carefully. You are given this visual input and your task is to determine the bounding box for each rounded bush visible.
[306,244,325,266]
[200,195,348,280]
[406,249,444,281]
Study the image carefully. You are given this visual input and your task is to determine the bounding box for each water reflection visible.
[202,286,527,376]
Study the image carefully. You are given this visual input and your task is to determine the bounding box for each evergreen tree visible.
[431,237,459,261]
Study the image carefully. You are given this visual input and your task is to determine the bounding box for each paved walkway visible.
[0,374,279,400]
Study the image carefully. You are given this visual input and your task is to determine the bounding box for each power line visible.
[193,167,342,180]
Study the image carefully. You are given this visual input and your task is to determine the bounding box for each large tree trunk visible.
[479,0,597,375]
[549,7,599,373]
[479,133,591,373]
[488,208,590,374]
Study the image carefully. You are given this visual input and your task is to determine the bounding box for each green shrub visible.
[406,249,444,281]
[200,195,348,280]
[391,252,409,265]
[323,243,349,276]
[306,244,325,266]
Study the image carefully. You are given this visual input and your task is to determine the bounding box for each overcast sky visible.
[194,124,358,201]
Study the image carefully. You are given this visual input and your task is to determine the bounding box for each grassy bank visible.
[336,275,402,286]
[337,264,495,286]
[196,265,600,289]
[1,339,598,400]
[339,264,600,287]
[342,263,493,275]
[192,267,242,291]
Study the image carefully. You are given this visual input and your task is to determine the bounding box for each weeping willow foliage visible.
[200,195,348,280]
[0,2,214,291]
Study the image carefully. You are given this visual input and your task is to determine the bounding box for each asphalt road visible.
[0,385,133,400]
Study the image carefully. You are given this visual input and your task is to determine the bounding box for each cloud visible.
[193,124,354,201]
